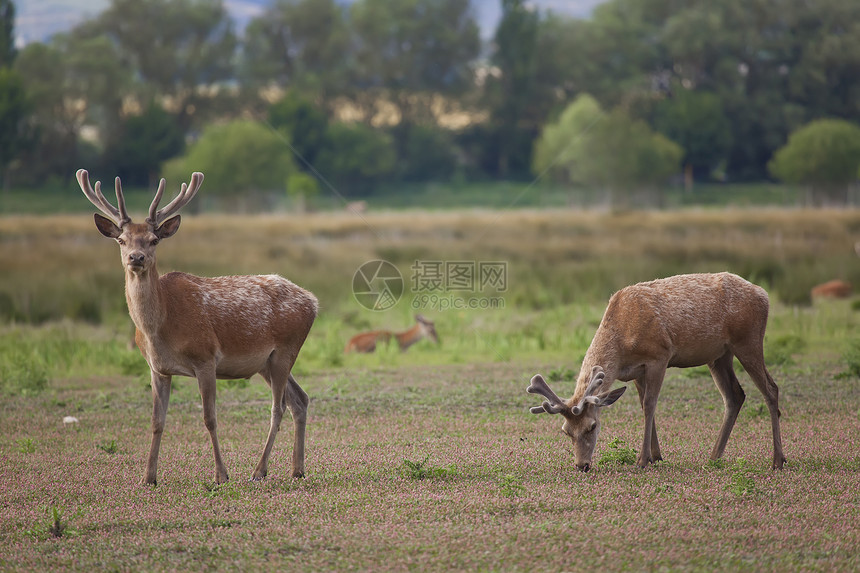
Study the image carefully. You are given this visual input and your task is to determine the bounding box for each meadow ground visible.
[1,208,859,570]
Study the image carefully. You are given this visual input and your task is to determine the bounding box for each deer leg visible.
[634,379,662,462]
[708,351,745,461]
[637,366,667,468]
[734,346,786,469]
[143,371,172,485]
[253,350,303,479]
[197,366,229,484]
[285,373,309,478]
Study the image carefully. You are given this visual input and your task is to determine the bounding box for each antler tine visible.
[76,169,123,225]
[527,374,570,415]
[584,366,606,397]
[152,172,204,227]
[145,178,166,225]
[571,366,606,415]
[114,177,131,226]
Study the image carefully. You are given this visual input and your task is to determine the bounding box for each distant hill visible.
[15,0,605,46]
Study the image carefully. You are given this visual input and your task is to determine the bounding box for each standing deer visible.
[527,272,786,472]
[344,314,438,353]
[77,169,318,485]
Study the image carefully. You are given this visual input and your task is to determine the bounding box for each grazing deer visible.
[527,272,786,472]
[345,314,438,353]
[810,279,852,299]
[77,169,318,485]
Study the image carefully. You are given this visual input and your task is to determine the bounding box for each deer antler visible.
[76,169,131,227]
[146,172,204,228]
[571,366,606,415]
[527,374,570,414]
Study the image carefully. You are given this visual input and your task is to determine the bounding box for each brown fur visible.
[810,279,852,299]
[528,272,786,472]
[79,170,317,485]
[345,314,438,353]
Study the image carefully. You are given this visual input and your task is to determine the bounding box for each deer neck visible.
[395,324,424,350]
[124,265,165,336]
[571,327,619,404]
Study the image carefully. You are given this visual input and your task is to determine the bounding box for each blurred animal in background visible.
[810,279,853,299]
[345,314,438,353]
[347,201,368,215]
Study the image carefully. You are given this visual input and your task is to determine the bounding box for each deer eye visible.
[116,238,125,246]
[151,238,160,246]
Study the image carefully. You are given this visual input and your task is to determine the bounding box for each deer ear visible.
[94,213,121,238]
[156,215,181,240]
[597,386,626,407]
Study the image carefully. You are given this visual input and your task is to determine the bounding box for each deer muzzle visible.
[127,252,145,269]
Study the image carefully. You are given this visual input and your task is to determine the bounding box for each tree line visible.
[1,0,859,204]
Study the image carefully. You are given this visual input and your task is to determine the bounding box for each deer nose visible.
[128,253,145,266]
[577,463,591,472]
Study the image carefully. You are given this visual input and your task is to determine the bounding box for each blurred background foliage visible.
[0,0,859,208]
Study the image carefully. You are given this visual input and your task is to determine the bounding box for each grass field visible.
[1,208,859,570]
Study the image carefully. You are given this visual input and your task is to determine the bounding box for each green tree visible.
[393,123,457,182]
[242,0,351,108]
[316,122,396,195]
[768,119,860,205]
[286,171,320,213]
[91,0,237,130]
[108,103,186,186]
[0,0,15,67]
[653,88,732,187]
[484,0,539,177]
[533,94,682,206]
[12,33,130,185]
[163,120,297,195]
[532,94,604,184]
[0,67,28,186]
[268,92,330,169]
[350,0,480,126]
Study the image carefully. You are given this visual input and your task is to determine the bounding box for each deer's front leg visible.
[197,366,229,484]
[634,379,662,463]
[637,367,667,468]
[144,371,172,485]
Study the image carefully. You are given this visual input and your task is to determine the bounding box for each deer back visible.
[572,272,768,400]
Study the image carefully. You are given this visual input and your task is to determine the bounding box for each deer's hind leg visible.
[733,343,786,469]
[254,349,308,480]
[284,373,309,478]
[708,350,746,462]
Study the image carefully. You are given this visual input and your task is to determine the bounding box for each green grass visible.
[597,437,638,467]
[1,208,859,570]
[1,356,858,570]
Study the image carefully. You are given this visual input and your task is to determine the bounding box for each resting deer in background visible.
[527,272,786,472]
[77,169,318,485]
[345,314,438,353]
